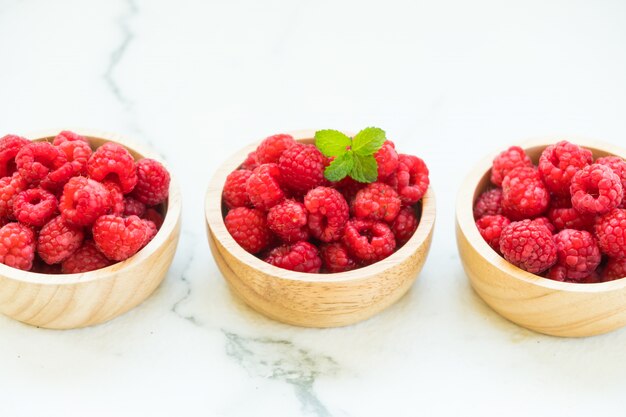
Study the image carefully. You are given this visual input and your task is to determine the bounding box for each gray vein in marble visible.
[170,231,199,326]
[224,330,339,417]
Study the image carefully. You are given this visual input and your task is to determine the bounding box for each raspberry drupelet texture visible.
[0,223,36,270]
[222,170,252,208]
[87,142,138,194]
[240,151,259,171]
[224,207,271,254]
[532,217,556,234]
[548,205,595,232]
[13,188,57,227]
[538,141,593,195]
[143,208,164,229]
[246,163,285,210]
[267,199,309,243]
[334,177,365,206]
[104,182,125,216]
[491,146,532,187]
[278,144,327,193]
[374,140,399,180]
[499,219,557,274]
[553,229,602,281]
[52,130,89,146]
[595,208,626,259]
[501,166,549,220]
[93,215,156,261]
[473,188,503,219]
[596,156,626,194]
[60,177,111,226]
[0,135,29,178]
[255,134,296,164]
[304,186,349,242]
[546,265,568,282]
[37,216,85,264]
[320,242,357,273]
[56,139,91,176]
[343,219,396,263]
[123,197,146,217]
[570,164,623,215]
[476,214,511,253]
[132,159,171,206]
[603,257,626,281]
[264,241,322,273]
[61,240,113,273]
[391,154,429,205]
[353,182,401,223]
[391,206,420,246]
[15,141,67,186]
[0,173,28,218]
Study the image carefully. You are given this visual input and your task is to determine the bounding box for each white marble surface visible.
[1,0,626,415]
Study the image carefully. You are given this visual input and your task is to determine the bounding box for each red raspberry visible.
[501,166,549,220]
[476,215,511,253]
[13,189,57,227]
[52,130,89,146]
[37,216,85,264]
[132,159,171,206]
[267,199,309,243]
[93,215,156,261]
[304,186,349,242]
[374,140,399,179]
[320,242,357,273]
[334,177,365,206]
[59,177,111,226]
[222,170,252,208]
[553,229,601,281]
[240,151,259,171]
[123,197,146,217]
[56,139,92,176]
[143,208,164,229]
[546,265,568,282]
[603,257,626,281]
[0,223,36,270]
[104,182,125,216]
[15,141,67,186]
[491,146,532,187]
[0,135,29,178]
[246,163,285,210]
[256,134,296,164]
[278,144,327,193]
[532,217,556,234]
[548,205,595,232]
[570,164,623,215]
[61,240,113,274]
[595,209,626,258]
[538,141,593,195]
[596,156,626,199]
[391,206,419,246]
[264,241,321,273]
[353,182,401,223]
[0,173,27,218]
[499,219,557,274]
[343,219,396,263]
[473,188,503,219]
[224,207,271,254]
[87,142,138,193]
[391,154,429,205]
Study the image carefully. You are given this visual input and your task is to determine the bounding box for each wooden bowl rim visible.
[456,136,626,293]
[205,129,436,283]
[0,128,182,285]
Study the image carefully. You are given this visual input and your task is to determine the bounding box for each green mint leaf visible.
[351,127,386,156]
[324,151,354,182]
[315,129,352,157]
[349,154,378,183]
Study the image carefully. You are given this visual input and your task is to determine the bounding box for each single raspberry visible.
[0,223,36,270]
[595,209,626,258]
[473,188,503,219]
[123,197,146,217]
[391,206,420,246]
[222,170,252,208]
[352,182,401,223]
[596,156,626,198]
[501,166,549,220]
[87,142,138,193]
[264,241,321,273]
[343,219,396,263]
[548,205,595,232]
[61,240,113,274]
[570,164,623,215]
[224,207,271,254]
[267,199,309,243]
[0,173,27,218]
[532,217,556,234]
[499,219,557,274]
[278,144,327,193]
[59,177,111,226]
[52,130,89,146]
[13,189,57,227]
[491,146,532,187]
[131,158,170,206]
[476,215,511,253]
[246,163,285,210]
[15,141,68,186]
[0,135,29,178]
[104,182,125,216]
[553,229,601,281]
[320,242,357,273]
[255,134,296,164]
[93,215,156,261]
[56,139,91,176]
[538,141,593,195]
[603,257,626,281]
[240,151,259,171]
[374,140,399,180]
[391,154,429,205]
[37,216,85,264]
[304,186,349,242]
[143,208,164,229]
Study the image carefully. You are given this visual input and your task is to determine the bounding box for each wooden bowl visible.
[205,130,436,327]
[456,138,626,337]
[0,130,182,329]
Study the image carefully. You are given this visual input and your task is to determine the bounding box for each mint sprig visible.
[314,127,385,183]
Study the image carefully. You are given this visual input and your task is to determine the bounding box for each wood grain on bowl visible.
[205,130,436,328]
[456,138,626,337]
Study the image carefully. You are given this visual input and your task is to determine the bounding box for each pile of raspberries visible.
[474,140,626,282]
[0,131,170,274]
[222,134,429,273]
